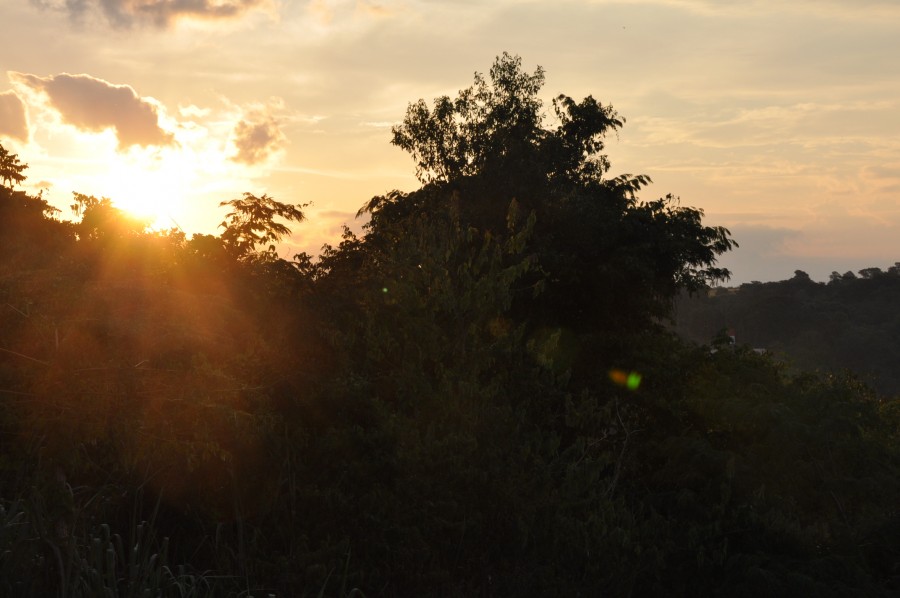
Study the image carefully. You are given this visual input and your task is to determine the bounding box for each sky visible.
[1,0,898,285]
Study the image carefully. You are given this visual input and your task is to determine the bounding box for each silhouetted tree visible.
[390,51,625,197]
[69,192,147,240]
[381,52,735,344]
[859,267,884,279]
[218,192,307,260]
[0,142,27,189]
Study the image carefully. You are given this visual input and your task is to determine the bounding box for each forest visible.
[1,54,898,596]
[675,268,900,397]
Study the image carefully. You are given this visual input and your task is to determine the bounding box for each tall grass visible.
[0,481,219,598]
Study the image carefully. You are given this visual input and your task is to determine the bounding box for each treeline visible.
[675,268,900,397]
[1,55,899,596]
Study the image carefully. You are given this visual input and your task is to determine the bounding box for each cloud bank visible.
[32,0,272,28]
[10,72,174,149]
[0,91,29,141]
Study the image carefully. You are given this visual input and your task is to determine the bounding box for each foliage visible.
[675,266,900,396]
[387,52,735,348]
[219,192,307,260]
[1,57,898,597]
[70,192,150,241]
[392,52,550,184]
[0,143,27,189]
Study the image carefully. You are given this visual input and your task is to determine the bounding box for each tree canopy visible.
[676,266,900,396]
[371,52,735,346]
[389,52,626,194]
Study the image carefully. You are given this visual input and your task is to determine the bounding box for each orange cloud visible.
[0,91,29,142]
[9,72,174,150]
[230,104,286,165]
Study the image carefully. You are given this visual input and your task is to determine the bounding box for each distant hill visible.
[674,266,900,397]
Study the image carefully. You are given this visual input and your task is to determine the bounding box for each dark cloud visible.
[31,0,270,28]
[10,72,174,149]
[230,112,285,165]
[0,91,29,141]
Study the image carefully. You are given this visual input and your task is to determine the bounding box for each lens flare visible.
[609,369,642,390]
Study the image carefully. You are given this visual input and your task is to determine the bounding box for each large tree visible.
[368,53,735,344]
[389,52,624,198]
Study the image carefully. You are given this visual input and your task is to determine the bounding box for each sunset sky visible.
[1,0,898,284]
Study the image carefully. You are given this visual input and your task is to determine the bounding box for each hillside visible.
[674,268,900,397]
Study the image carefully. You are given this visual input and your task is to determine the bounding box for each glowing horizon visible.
[2,0,898,282]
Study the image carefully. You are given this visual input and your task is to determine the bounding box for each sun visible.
[100,149,195,231]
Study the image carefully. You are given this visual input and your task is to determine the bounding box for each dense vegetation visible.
[1,55,898,596]
[675,268,900,397]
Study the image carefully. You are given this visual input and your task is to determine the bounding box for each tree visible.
[859,267,884,279]
[69,192,148,241]
[0,142,28,189]
[391,52,549,185]
[390,51,624,194]
[382,53,735,341]
[218,192,307,260]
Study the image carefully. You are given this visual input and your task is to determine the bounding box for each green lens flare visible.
[626,372,641,390]
[609,369,642,391]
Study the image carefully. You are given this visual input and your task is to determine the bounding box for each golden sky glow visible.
[2,0,899,282]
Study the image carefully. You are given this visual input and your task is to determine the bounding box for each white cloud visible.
[179,104,211,118]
